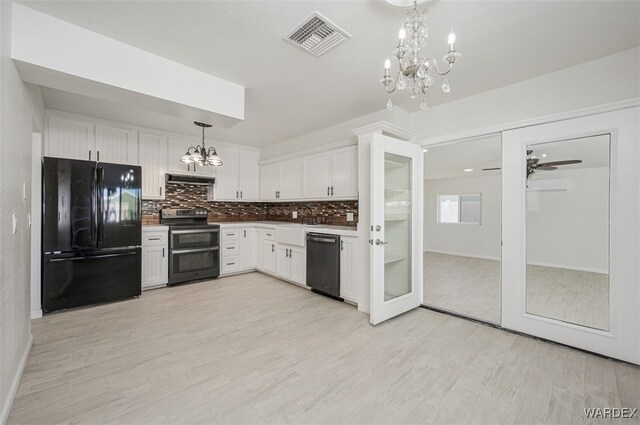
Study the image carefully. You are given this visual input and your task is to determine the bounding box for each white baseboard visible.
[1,334,33,425]
[30,309,42,320]
[526,261,608,275]
[425,249,501,262]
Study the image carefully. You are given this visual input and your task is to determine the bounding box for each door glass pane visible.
[526,135,610,330]
[384,153,412,301]
[423,135,502,325]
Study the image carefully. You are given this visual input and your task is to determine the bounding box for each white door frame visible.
[502,107,640,364]
[370,133,423,325]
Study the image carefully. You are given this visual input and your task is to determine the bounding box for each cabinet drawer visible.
[222,228,239,241]
[142,231,167,247]
[222,256,240,274]
[223,241,239,256]
[262,229,275,240]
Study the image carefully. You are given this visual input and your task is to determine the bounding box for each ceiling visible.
[21,1,640,148]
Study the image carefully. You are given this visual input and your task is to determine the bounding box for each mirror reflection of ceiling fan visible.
[482,150,583,178]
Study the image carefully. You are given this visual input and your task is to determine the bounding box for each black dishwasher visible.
[306,233,341,298]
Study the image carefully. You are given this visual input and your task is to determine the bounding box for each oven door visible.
[169,246,219,285]
[170,228,219,250]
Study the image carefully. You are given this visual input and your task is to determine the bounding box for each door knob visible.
[375,239,388,245]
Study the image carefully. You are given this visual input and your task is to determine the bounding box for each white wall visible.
[0,2,43,423]
[527,168,609,273]
[424,174,501,260]
[412,48,640,142]
[261,106,411,160]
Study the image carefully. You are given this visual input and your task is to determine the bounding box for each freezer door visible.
[42,249,141,313]
[98,163,142,249]
[43,157,96,253]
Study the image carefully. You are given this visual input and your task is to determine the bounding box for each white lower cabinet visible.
[340,236,358,302]
[275,244,306,285]
[221,227,259,274]
[261,239,277,274]
[141,228,168,290]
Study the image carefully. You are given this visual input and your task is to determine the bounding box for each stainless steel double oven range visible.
[161,208,220,285]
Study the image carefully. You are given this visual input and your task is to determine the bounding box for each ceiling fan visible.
[482,150,583,178]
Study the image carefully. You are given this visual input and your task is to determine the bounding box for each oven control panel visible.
[161,208,208,218]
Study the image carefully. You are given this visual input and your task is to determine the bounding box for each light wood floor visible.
[9,272,639,425]
[423,252,501,324]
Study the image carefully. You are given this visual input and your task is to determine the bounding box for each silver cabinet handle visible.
[341,240,344,251]
[327,186,330,196]
[244,229,246,237]
[240,190,243,198]
[236,190,239,198]
[375,239,389,245]
[289,250,293,258]
[272,244,275,252]
[162,248,165,257]
[331,186,334,196]
[148,237,161,241]
[160,186,163,196]
[89,150,92,161]
[97,151,100,162]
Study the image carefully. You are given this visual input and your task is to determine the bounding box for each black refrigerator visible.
[42,157,142,313]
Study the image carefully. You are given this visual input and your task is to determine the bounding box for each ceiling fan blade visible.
[482,167,501,171]
[536,166,558,171]
[537,159,582,167]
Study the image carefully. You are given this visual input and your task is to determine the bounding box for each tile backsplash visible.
[142,183,358,227]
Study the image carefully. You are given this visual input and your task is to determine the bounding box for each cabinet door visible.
[340,236,357,301]
[46,114,94,161]
[332,147,358,199]
[238,150,260,201]
[139,133,167,199]
[262,241,277,273]
[260,164,280,201]
[303,154,332,199]
[214,144,239,200]
[279,160,304,200]
[289,246,306,285]
[276,246,291,279]
[241,228,257,270]
[95,124,137,165]
[142,245,168,288]
[167,137,193,173]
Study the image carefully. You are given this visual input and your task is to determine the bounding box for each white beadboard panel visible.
[279,160,303,200]
[303,154,332,199]
[139,132,167,199]
[331,146,358,198]
[95,124,137,165]
[46,114,94,160]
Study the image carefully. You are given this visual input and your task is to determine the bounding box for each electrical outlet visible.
[292,211,298,219]
[346,212,354,222]
[12,214,17,234]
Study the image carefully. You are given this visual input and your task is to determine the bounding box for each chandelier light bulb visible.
[447,29,456,49]
[398,28,407,40]
[384,58,391,70]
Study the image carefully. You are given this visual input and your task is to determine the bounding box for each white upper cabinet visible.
[260,160,303,201]
[238,150,260,201]
[167,137,191,174]
[279,160,304,200]
[260,164,280,201]
[46,114,94,161]
[95,124,138,165]
[212,145,260,201]
[331,147,358,198]
[303,154,333,199]
[302,146,358,200]
[139,132,167,200]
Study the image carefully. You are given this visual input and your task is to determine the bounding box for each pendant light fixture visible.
[180,121,223,166]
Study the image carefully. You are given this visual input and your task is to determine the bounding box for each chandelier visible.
[180,121,223,166]
[381,0,461,111]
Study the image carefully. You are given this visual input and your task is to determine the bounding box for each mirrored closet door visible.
[422,134,502,325]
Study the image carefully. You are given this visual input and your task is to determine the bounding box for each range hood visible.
[165,173,215,186]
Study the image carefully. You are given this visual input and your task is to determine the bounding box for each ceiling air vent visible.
[285,12,351,57]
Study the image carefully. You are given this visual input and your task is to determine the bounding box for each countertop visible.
[208,221,359,237]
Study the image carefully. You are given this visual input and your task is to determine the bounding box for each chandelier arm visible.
[426,57,454,76]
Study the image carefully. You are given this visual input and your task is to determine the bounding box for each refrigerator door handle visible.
[48,251,138,262]
[97,167,105,245]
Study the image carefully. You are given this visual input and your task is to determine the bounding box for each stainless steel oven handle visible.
[171,229,219,235]
[171,247,219,254]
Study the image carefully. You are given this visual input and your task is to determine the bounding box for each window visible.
[438,194,481,224]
